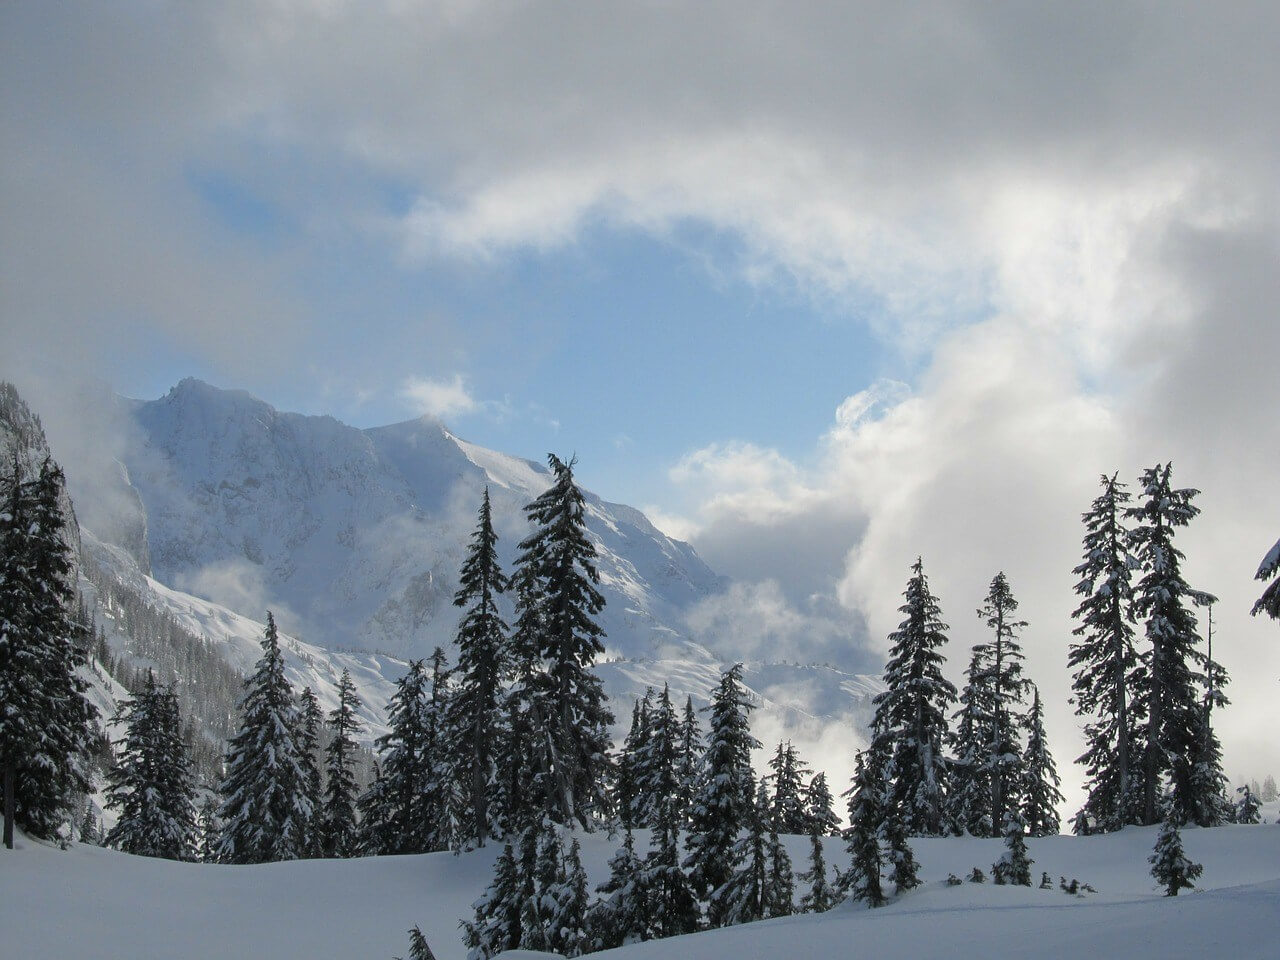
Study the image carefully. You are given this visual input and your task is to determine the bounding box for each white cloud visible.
[399,374,478,421]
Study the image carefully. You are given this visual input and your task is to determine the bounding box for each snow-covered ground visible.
[5,823,1278,960]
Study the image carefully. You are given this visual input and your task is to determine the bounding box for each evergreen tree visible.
[547,837,590,957]
[615,693,651,829]
[399,926,438,960]
[973,572,1031,837]
[104,671,198,860]
[803,770,841,837]
[296,685,324,857]
[462,841,523,960]
[0,457,97,846]
[450,489,510,846]
[1235,784,1261,824]
[1127,463,1222,825]
[359,660,432,854]
[588,829,647,950]
[1069,473,1143,831]
[685,663,760,926]
[636,686,700,938]
[839,747,886,907]
[948,647,994,837]
[797,829,834,913]
[321,669,362,858]
[676,695,703,826]
[1149,803,1202,896]
[423,647,461,850]
[217,612,311,864]
[767,740,812,834]
[197,794,221,863]
[881,802,920,895]
[1252,537,1280,621]
[720,781,771,926]
[991,812,1033,886]
[764,810,795,917]
[1261,775,1277,803]
[511,455,615,828]
[872,558,956,836]
[1021,686,1064,836]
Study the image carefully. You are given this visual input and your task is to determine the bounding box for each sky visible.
[3,2,1279,800]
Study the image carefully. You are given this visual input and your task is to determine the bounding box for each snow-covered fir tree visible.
[321,668,362,858]
[1149,802,1202,896]
[588,828,647,950]
[546,837,590,957]
[104,670,198,860]
[399,925,438,960]
[359,659,435,854]
[991,812,1033,886]
[798,829,834,913]
[804,771,841,837]
[217,612,311,864]
[296,685,324,857]
[676,695,703,827]
[881,799,920,895]
[684,662,760,927]
[1021,686,1064,836]
[948,647,994,837]
[509,454,615,829]
[461,840,523,960]
[1069,473,1143,832]
[719,780,771,926]
[1235,783,1261,824]
[872,558,956,837]
[1127,463,1224,826]
[614,693,650,830]
[0,456,96,846]
[764,808,795,917]
[1253,536,1280,621]
[449,488,510,846]
[972,571,1031,837]
[768,740,812,834]
[839,745,886,907]
[197,794,220,863]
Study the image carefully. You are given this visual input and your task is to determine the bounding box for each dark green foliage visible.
[881,804,919,895]
[991,813,1033,886]
[296,686,324,857]
[1236,784,1261,824]
[1149,804,1202,896]
[1127,464,1225,826]
[804,771,841,837]
[398,925,437,960]
[321,669,362,858]
[1021,687,1064,836]
[1253,537,1280,620]
[104,670,198,860]
[1069,473,1143,832]
[873,558,956,836]
[0,456,97,844]
[764,812,795,917]
[839,746,886,907]
[461,841,523,960]
[798,830,834,912]
[217,612,311,863]
[948,647,994,837]
[510,455,615,829]
[197,794,220,862]
[973,572,1031,838]
[684,663,760,926]
[767,740,812,834]
[719,781,771,926]
[587,829,647,950]
[450,489,510,846]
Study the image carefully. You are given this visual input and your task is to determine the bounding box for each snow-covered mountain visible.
[3,378,881,782]
[121,378,724,663]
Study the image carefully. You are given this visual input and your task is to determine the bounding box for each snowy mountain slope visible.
[120,378,727,661]
[6,823,1279,960]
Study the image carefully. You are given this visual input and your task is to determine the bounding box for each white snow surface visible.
[5,824,1278,960]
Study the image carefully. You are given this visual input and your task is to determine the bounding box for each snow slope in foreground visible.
[5,824,1278,960]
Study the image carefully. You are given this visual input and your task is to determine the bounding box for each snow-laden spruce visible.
[1253,535,1280,621]
[216,612,312,864]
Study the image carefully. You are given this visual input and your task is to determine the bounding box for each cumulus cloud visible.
[400,374,478,421]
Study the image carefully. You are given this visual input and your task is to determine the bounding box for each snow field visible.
[4,823,1278,960]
